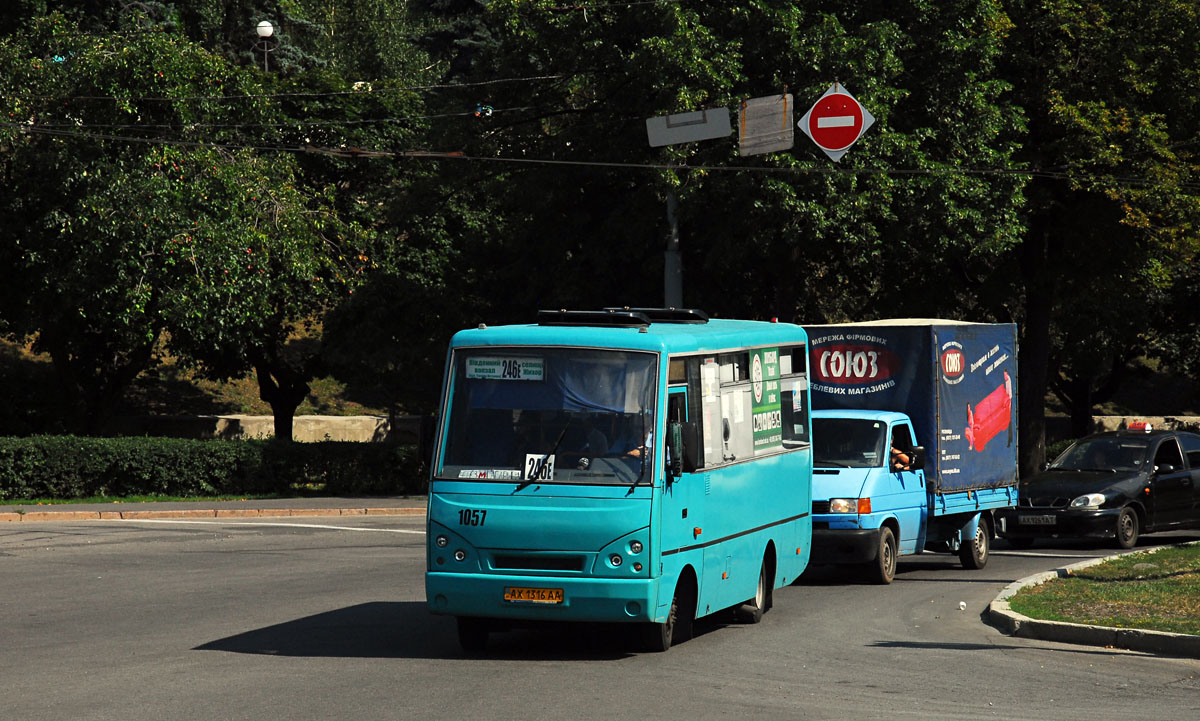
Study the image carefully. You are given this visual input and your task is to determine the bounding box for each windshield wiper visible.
[515,415,572,491]
[816,461,850,468]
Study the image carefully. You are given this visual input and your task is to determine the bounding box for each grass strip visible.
[1008,543,1200,636]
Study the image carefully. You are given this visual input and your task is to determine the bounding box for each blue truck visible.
[803,320,1018,583]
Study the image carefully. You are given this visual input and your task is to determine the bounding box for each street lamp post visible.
[254,20,276,72]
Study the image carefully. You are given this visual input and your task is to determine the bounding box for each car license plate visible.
[1019,514,1056,526]
[504,587,564,604]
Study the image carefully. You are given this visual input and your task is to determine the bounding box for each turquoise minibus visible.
[425,308,813,651]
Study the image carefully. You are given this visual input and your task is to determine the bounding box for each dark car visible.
[996,425,1200,549]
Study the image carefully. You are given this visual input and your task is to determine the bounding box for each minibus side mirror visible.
[680,421,700,473]
[667,422,684,478]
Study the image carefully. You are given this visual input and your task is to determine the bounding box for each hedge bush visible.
[0,436,428,501]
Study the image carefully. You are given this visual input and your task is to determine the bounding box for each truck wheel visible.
[736,559,772,624]
[869,527,897,585]
[959,521,990,570]
[1115,507,1139,549]
[456,617,489,654]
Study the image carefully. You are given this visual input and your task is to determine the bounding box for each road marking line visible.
[112,518,425,534]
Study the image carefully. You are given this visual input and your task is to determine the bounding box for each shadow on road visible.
[794,561,1010,586]
[195,601,669,660]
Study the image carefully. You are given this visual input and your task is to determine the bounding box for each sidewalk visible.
[0,496,427,523]
[987,543,1200,659]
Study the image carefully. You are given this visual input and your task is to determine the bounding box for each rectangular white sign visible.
[465,357,544,381]
[646,108,732,147]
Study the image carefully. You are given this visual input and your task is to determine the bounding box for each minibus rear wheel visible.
[735,558,772,623]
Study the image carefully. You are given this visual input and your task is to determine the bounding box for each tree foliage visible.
[0,0,1197,464]
[998,0,1200,470]
[0,10,370,436]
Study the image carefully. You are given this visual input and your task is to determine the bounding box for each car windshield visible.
[1049,437,1149,472]
[812,418,887,468]
[438,348,658,485]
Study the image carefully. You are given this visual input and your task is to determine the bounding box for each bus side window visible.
[686,357,720,468]
[668,392,687,423]
[719,388,754,461]
[780,344,809,446]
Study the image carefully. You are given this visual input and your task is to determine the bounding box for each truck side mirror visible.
[908,446,926,471]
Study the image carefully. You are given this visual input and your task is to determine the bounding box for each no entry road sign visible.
[798,84,875,162]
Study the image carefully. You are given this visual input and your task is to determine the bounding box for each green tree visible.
[146,145,369,442]
[1000,0,1200,470]
[0,12,268,430]
[411,0,1025,322]
[0,12,364,436]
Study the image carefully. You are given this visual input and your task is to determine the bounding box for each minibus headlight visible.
[435,535,449,548]
[610,554,623,567]
[629,540,643,554]
[454,549,467,562]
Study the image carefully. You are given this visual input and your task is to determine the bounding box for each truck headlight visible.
[830,498,856,514]
[1070,493,1106,509]
[829,498,871,514]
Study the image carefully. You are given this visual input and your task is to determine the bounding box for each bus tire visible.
[869,526,897,585]
[642,589,679,652]
[736,558,771,624]
[959,519,990,570]
[456,616,489,653]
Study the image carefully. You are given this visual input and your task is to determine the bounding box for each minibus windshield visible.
[439,348,658,485]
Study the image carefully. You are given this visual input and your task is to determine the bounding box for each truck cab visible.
[810,409,930,584]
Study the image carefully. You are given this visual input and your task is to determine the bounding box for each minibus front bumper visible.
[426,572,663,623]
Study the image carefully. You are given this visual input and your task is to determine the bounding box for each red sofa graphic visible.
[965,371,1012,452]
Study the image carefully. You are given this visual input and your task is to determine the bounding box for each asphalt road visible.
[3,517,1198,721]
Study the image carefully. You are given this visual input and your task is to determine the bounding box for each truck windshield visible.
[1049,437,1149,472]
[439,348,658,485]
[812,418,887,468]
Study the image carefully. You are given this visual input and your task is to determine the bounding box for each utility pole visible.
[664,193,682,307]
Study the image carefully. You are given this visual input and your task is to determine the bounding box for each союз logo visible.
[940,342,965,385]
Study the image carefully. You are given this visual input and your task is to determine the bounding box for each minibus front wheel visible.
[641,575,695,652]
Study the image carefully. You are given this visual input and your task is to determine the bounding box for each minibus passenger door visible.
[662,387,703,567]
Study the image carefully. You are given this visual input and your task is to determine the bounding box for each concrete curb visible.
[0,506,425,523]
[987,542,1200,659]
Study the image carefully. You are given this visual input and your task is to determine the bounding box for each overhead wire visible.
[6,4,1197,192]
[8,121,1197,192]
[0,75,567,103]
[12,105,536,131]
[39,0,687,40]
